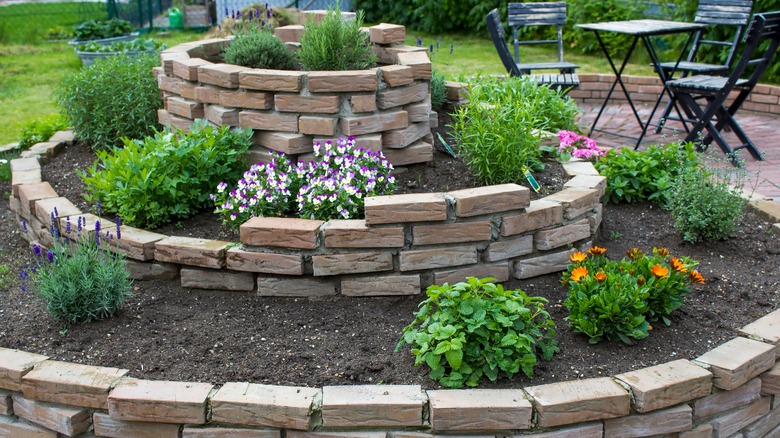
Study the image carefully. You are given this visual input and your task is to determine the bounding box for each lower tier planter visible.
[76,48,156,66]
[68,33,138,46]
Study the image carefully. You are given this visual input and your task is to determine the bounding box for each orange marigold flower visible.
[588,246,607,256]
[626,248,644,260]
[689,270,705,284]
[636,276,646,286]
[570,251,587,263]
[650,264,669,278]
[570,266,589,282]
[595,272,607,282]
[670,257,688,273]
[654,247,670,257]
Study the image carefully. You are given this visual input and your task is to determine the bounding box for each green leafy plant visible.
[451,75,580,185]
[72,18,133,42]
[564,0,645,56]
[75,38,165,53]
[430,69,447,109]
[298,2,377,71]
[81,120,251,229]
[668,160,749,243]
[594,141,700,207]
[20,214,132,323]
[396,277,559,388]
[223,29,298,70]
[0,155,11,182]
[17,114,67,150]
[56,52,162,150]
[45,25,72,41]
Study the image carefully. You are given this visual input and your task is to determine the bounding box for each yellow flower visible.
[689,270,705,284]
[570,266,589,282]
[570,251,587,263]
[670,257,687,273]
[626,248,644,261]
[650,264,669,278]
[654,247,670,257]
[595,272,607,282]
[648,324,653,331]
[588,246,607,256]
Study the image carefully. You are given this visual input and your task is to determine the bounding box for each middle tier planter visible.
[156,20,436,169]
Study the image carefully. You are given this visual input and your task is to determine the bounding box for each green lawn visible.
[0,2,107,44]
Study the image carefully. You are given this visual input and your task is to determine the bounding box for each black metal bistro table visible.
[576,19,708,148]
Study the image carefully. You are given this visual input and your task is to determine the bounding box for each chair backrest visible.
[722,11,780,95]
[486,8,522,76]
[690,0,754,67]
[508,2,567,64]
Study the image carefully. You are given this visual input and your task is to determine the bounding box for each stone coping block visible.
[322,219,405,248]
[0,415,59,438]
[427,389,532,431]
[615,359,712,413]
[739,307,780,345]
[448,184,530,218]
[762,361,780,394]
[369,23,406,44]
[501,200,564,237]
[21,360,129,409]
[108,379,214,424]
[211,382,320,430]
[93,412,181,438]
[694,336,777,391]
[241,217,324,249]
[197,63,244,88]
[525,377,630,428]
[18,181,58,215]
[321,385,424,427]
[154,236,230,269]
[239,69,305,92]
[0,348,49,392]
[11,394,91,436]
[364,192,447,225]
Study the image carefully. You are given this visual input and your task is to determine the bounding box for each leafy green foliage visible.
[0,153,11,182]
[594,141,700,207]
[397,277,559,388]
[451,75,580,185]
[72,18,133,42]
[81,121,252,229]
[430,69,447,109]
[75,38,165,53]
[223,29,298,70]
[668,161,748,243]
[357,0,505,34]
[17,114,67,150]
[298,3,377,71]
[56,53,162,150]
[563,0,645,56]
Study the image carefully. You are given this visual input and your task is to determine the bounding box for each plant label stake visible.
[522,166,540,192]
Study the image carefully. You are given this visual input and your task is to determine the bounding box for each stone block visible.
[211,382,319,430]
[739,308,780,345]
[179,81,198,100]
[615,359,713,413]
[158,109,195,132]
[742,397,780,437]
[0,348,49,392]
[341,275,421,296]
[377,82,428,109]
[0,415,57,438]
[240,110,299,132]
[352,133,383,152]
[399,245,478,271]
[445,81,469,102]
[449,184,530,218]
[154,236,230,269]
[49,130,75,145]
[412,221,492,245]
[485,235,534,261]
[380,64,414,87]
[371,44,427,64]
[762,361,780,394]
[227,248,303,275]
[240,69,305,92]
[308,70,378,93]
[205,104,240,126]
[525,377,630,428]
[299,116,338,136]
[369,23,405,44]
[287,432,385,438]
[349,94,377,113]
[381,140,433,166]
[257,276,337,297]
[564,175,608,198]
[405,99,431,123]
[166,96,204,119]
[433,262,510,285]
[108,379,214,424]
[253,131,312,154]
[158,74,181,94]
[323,219,404,248]
[246,146,276,167]
[544,188,601,219]
[220,89,274,110]
[0,391,11,415]
[275,94,341,113]
[195,85,222,104]
[603,404,692,438]
[198,63,244,88]
[173,57,212,81]
[383,120,430,149]
[124,260,179,281]
[341,110,408,136]
[180,268,255,291]
[106,222,166,261]
[504,422,603,438]
[678,423,715,438]
[321,385,424,427]
[21,360,128,409]
[693,377,762,420]
[711,396,771,437]
[312,251,393,276]
[183,426,281,437]
[427,389,531,431]
[161,49,190,75]
[10,157,42,196]
[274,24,305,43]
[364,192,446,224]
[11,394,91,436]
[396,51,432,79]
[534,219,591,250]
[240,217,323,249]
[34,197,80,228]
[561,160,599,176]
[695,337,776,390]
[18,182,57,217]
[93,412,180,438]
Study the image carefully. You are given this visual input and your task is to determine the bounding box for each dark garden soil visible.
[1,108,779,390]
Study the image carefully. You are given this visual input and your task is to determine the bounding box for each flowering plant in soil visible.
[19,211,132,324]
[555,130,604,161]
[212,137,396,227]
[562,246,704,344]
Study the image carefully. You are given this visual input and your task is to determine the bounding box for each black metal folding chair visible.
[508,2,579,74]
[666,11,780,165]
[486,8,579,92]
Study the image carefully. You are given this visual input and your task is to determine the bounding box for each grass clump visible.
[17,114,68,150]
[298,3,377,71]
[223,29,298,69]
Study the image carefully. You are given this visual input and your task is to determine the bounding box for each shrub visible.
[396,277,559,388]
[223,29,298,69]
[56,53,162,150]
[430,70,447,109]
[213,137,396,226]
[668,161,748,243]
[81,120,251,229]
[563,246,703,344]
[564,0,645,56]
[451,75,580,185]
[72,18,133,42]
[594,141,700,207]
[298,2,377,71]
[17,114,68,150]
[20,214,132,323]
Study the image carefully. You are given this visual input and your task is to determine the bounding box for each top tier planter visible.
[156,17,436,168]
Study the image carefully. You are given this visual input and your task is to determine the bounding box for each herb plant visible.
[17,114,68,150]
[81,120,252,229]
[223,29,298,70]
[396,277,559,388]
[298,2,377,71]
[430,70,447,109]
[56,52,162,150]
[20,214,132,323]
[72,18,133,42]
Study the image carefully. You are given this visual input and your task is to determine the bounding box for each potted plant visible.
[68,18,136,46]
[75,38,166,66]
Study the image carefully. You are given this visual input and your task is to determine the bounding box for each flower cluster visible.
[562,246,704,344]
[556,130,604,161]
[212,137,396,228]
